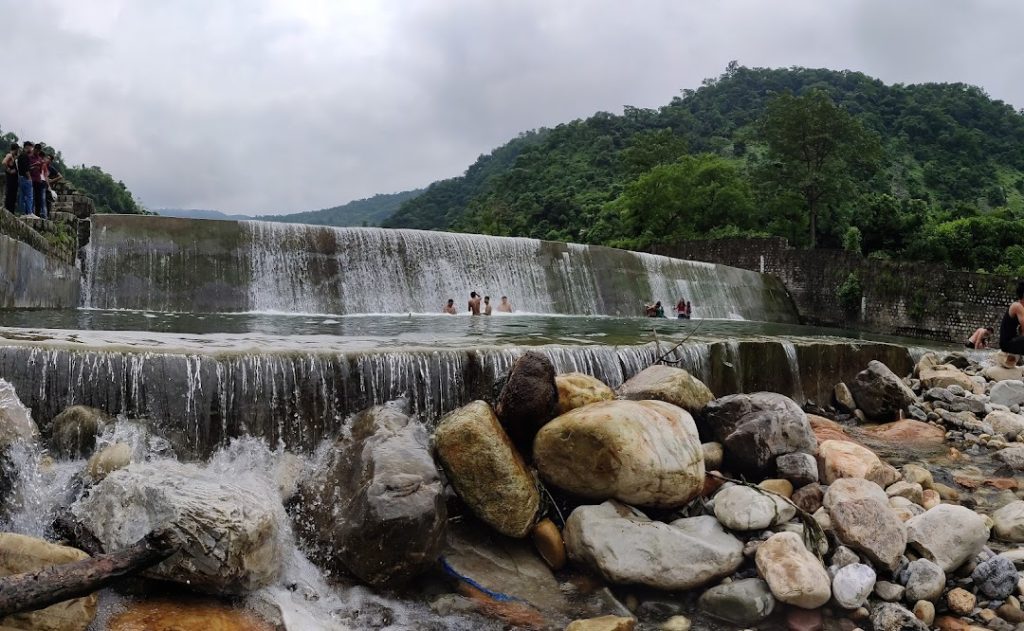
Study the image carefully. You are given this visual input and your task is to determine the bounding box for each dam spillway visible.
[81,215,798,320]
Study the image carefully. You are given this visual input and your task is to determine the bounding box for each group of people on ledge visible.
[443,292,513,315]
[645,298,694,319]
[964,282,1024,364]
[1,141,61,219]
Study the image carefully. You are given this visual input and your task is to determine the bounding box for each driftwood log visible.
[0,529,178,618]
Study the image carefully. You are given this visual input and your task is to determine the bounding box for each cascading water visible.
[81,215,798,320]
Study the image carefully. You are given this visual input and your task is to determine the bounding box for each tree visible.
[757,90,881,247]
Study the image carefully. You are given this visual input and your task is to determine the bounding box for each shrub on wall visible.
[837,272,863,315]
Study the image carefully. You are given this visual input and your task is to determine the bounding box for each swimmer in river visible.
[498,296,513,313]
[965,326,994,349]
[483,296,492,315]
[443,298,456,315]
[468,292,481,315]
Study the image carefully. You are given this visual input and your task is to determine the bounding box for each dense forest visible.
[0,127,146,215]
[260,189,423,227]
[384,64,1024,275]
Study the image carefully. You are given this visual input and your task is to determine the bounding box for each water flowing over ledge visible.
[81,216,798,320]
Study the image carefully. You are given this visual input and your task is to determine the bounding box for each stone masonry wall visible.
[654,238,1017,344]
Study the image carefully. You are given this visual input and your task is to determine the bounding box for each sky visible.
[1,0,1022,215]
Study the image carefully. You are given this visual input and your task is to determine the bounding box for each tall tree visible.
[756,90,881,247]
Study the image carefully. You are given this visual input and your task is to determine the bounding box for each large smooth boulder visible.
[617,365,713,413]
[995,445,1024,470]
[991,380,1024,408]
[564,501,743,591]
[107,599,275,631]
[534,400,703,509]
[49,405,112,459]
[495,352,558,454]
[850,361,917,420]
[292,404,445,587]
[555,373,614,414]
[698,578,775,626]
[702,392,815,475]
[808,414,857,443]
[905,504,989,572]
[817,439,899,487]
[70,461,282,595]
[755,531,831,609]
[823,478,906,571]
[988,410,1024,438]
[860,420,945,445]
[919,365,977,393]
[0,533,96,631]
[993,500,1024,542]
[984,364,1024,382]
[434,401,539,537]
[713,485,795,531]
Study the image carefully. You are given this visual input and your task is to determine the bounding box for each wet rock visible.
[988,410,1024,438]
[904,558,946,602]
[0,532,96,631]
[972,555,1018,600]
[755,531,831,609]
[714,484,795,530]
[441,525,566,614]
[49,405,112,459]
[660,616,691,631]
[835,382,857,412]
[992,381,1024,408]
[906,404,929,421]
[534,400,703,509]
[531,518,565,570]
[886,481,924,505]
[850,360,918,420]
[565,616,635,631]
[817,439,899,487]
[993,501,1024,542]
[698,577,775,625]
[920,365,978,393]
[495,351,558,453]
[809,414,857,443]
[293,404,445,587]
[996,601,1024,623]
[0,379,37,449]
[862,419,946,444]
[434,400,539,537]
[947,587,975,615]
[702,392,815,475]
[907,504,988,572]
[824,477,907,571]
[107,599,275,631]
[701,442,723,470]
[913,600,935,626]
[555,372,614,415]
[564,501,743,590]
[617,365,713,413]
[994,445,1024,470]
[832,563,876,609]
[776,452,818,487]
[71,461,282,595]
[874,580,904,602]
[792,483,825,514]
[872,603,929,631]
[902,463,933,488]
[85,442,132,482]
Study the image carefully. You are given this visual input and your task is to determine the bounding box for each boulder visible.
[914,353,941,378]
[292,404,445,587]
[861,420,946,444]
[702,392,816,475]
[984,364,1024,382]
[85,442,132,482]
[70,461,282,595]
[808,414,857,443]
[776,452,818,488]
[701,442,723,470]
[919,365,978,393]
[901,464,933,489]
[534,400,703,509]
[713,485,795,531]
[871,603,929,631]
[555,372,614,415]
[886,481,924,505]
[850,361,917,420]
[993,500,1024,542]
[991,380,1024,409]
[434,400,539,537]
[832,563,876,609]
[0,533,96,631]
[904,558,946,602]
[564,501,743,590]
[617,365,713,413]
[905,504,989,572]
[823,478,907,571]
[107,599,275,631]
[565,616,635,631]
[495,352,558,454]
[834,382,857,412]
[698,578,775,626]
[972,555,1017,600]
[0,379,37,449]
[49,405,112,459]
[987,410,1024,437]
[817,439,900,487]
[755,531,831,609]
[994,446,1024,471]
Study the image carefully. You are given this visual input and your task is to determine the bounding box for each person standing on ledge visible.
[2,144,18,213]
[468,292,481,315]
[16,141,32,215]
[443,298,456,314]
[483,296,492,315]
[966,326,994,349]
[999,282,1024,355]
[498,296,513,313]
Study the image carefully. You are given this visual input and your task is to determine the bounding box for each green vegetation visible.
[837,272,863,314]
[262,189,423,227]
[385,64,1024,274]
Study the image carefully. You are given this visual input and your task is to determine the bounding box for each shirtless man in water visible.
[468,292,481,315]
[443,298,457,314]
[966,326,993,349]
[498,296,512,313]
[483,296,493,315]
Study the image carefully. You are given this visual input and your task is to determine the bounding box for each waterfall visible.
[81,215,798,320]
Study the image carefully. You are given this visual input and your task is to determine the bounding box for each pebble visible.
[831,546,860,569]
[759,478,794,498]
[832,563,876,609]
[913,600,935,626]
[786,607,823,631]
[660,616,690,631]
[874,580,904,602]
[946,587,976,616]
[921,489,940,509]
[996,602,1024,623]
[901,463,933,488]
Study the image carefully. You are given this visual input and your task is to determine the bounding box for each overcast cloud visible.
[0,0,1021,214]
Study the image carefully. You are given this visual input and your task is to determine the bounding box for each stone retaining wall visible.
[654,238,1017,344]
[0,233,80,308]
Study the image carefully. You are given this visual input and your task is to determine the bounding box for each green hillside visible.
[384,64,1024,274]
[262,189,423,227]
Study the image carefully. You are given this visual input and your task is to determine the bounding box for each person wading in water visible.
[999,282,1024,356]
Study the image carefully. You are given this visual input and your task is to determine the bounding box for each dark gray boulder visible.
[850,361,917,421]
[495,352,558,455]
[701,392,816,475]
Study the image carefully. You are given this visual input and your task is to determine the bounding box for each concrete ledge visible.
[0,233,80,308]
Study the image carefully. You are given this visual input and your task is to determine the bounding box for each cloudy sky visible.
[1,0,1021,214]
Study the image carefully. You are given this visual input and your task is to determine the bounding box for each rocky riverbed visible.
[1,347,1024,630]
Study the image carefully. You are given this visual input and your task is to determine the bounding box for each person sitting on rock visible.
[966,326,994,349]
[442,298,456,315]
[999,282,1024,355]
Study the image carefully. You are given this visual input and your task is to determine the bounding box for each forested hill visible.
[259,189,423,227]
[383,64,1024,274]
